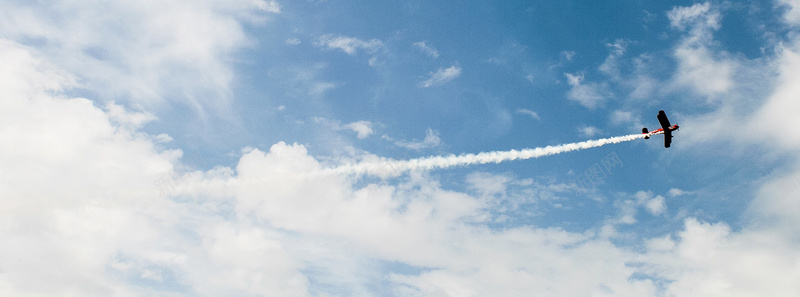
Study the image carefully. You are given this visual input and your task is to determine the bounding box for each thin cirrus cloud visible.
[315,34,384,55]
[516,108,541,120]
[421,65,461,87]
[414,41,440,58]
[389,128,442,150]
[313,117,375,139]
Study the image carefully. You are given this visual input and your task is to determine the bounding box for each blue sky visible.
[2,0,800,296]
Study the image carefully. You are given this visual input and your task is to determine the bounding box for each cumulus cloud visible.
[4,47,799,295]
[0,40,178,295]
[421,65,462,87]
[643,219,800,297]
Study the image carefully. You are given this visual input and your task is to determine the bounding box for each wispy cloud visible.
[562,50,576,61]
[345,121,375,139]
[610,110,635,125]
[516,108,540,120]
[389,128,442,150]
[599,39,628,80]
[414,41,440,58]
[564,73,609,109]
[0,0,274,111]
[253,0,282,13]
[316,34,384,55]
[668,2,734,98]
[314,117,375,139]
[421,65,461,87]
[578,125,602,137]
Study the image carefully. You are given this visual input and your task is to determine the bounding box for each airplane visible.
[642,110,679,148]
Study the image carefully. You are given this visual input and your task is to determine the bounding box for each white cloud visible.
[610,110,635,124]
[466,172,511,198]
[345,121,375,139]
[314,117,375,139]
[579,125,602,137]
[253,0,281,13]
[635,191,666,216]
[643,219,800,297]
[779,0,800,24]
[749,44,800,151]
[0,40,183,295]
[673,46,734,97]
[310,81,336,96]
[4,45,799,295]
[391,128,442,150]
[104,102,156,130]
[0,0,272,110]
[516,108,540,120]
[421,65,461,87]
[599,39,627,80]
[564,72,609,109]
[667,2,720,32]
[668,2,735,98]
[414,41,440,58]
[669,188,688,197]
[610,191,667,225]
[154,133,174,143]
[286,38,301,45]
[316,34,384,55]
[750,162,800,233]
[562,50,576,61]
[269,63,337,99]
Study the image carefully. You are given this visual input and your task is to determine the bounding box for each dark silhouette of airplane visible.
[642,110,679,148]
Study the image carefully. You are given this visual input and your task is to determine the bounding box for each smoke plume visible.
[328,133,649,177]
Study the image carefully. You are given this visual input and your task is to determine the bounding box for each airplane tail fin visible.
[642,127,649,139]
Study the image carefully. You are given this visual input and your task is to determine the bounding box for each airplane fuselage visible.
[643,124,679,138]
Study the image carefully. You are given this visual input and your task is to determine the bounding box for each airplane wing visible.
[657,110,672,148]
[657,110,671,129]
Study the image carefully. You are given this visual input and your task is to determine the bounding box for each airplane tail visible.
[642,127,650,139]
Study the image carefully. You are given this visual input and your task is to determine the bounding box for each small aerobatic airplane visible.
[642,110,679,148]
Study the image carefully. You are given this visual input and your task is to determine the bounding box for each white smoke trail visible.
[327,133,650,177]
